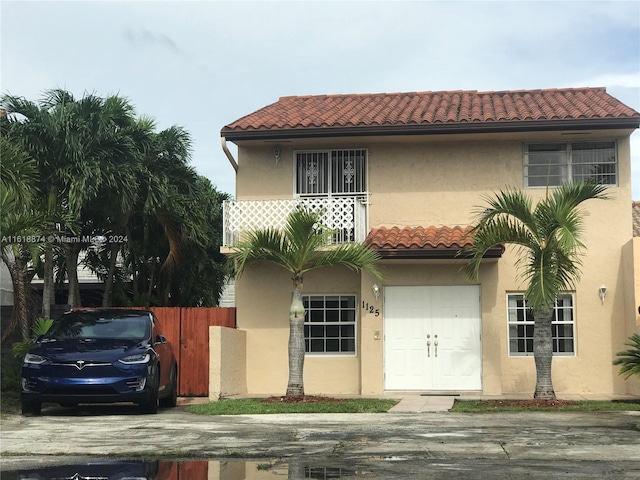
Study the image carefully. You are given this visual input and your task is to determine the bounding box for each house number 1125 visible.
[362,301,380,316]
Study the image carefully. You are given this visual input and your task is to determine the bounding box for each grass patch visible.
[452,399,640,412]
[185,398,397,415]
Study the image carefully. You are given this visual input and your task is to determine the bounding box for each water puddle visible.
[2,459,357,479]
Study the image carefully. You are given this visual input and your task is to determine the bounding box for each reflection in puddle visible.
[4,459,356,479]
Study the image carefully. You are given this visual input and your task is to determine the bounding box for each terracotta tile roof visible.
[222,87,640,139]
[363,226,503,259]
[633,202,640,237]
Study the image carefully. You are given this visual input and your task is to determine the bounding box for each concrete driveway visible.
[1,404,639,478]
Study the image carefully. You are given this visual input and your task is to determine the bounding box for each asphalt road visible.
[1,404,639,478]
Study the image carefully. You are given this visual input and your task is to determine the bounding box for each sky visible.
[1,0,639,198]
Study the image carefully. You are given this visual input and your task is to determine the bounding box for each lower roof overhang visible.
[374,245,504,260]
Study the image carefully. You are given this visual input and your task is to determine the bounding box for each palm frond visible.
[613,334,640,379]
[465,182,607,311]
[231,208,382,283]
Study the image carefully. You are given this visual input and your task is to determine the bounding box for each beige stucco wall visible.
[209,326,247,400]
[230,130,636,397]
[620,238,640,395]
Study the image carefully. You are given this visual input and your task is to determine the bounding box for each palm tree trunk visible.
[286,284,306,396]
[102,242,119,307]
[41,243,54,320]
[64,243,81,308]
[533,306,556,399]
[2,249,32,341]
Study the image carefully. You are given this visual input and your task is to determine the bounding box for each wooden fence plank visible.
[178,308,210,396]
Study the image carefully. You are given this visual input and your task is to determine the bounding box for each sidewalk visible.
[388,395,456,412]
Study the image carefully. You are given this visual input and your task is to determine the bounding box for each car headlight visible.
[24,353,48,365]
[118,353,150,364]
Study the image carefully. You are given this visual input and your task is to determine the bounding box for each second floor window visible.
[296,149,367,196]
[524,141,616,187]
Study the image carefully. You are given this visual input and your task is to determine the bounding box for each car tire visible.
[140,372,159,414]
[21,400,42,416]
[159,363,178,408]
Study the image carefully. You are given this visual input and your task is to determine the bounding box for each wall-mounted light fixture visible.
[372,283,380,300]
[273,145,281,164]
[599,285,607,304]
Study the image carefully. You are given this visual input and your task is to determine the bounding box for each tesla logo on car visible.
[74,360,87,370]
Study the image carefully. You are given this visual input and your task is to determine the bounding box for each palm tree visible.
[231,208,382,396]
[0,128,42,340]
[613,334,640,380]
[463,182,608,399]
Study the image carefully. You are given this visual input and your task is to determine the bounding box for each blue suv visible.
[20,309,178,415]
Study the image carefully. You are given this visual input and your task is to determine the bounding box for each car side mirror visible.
[155,334,167,345]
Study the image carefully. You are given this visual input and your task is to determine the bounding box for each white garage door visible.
[384,286,482,391]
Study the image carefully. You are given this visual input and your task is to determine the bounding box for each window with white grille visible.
[524,141,616,187]
[296,149,367,196]
[303,295,357,354]
[507,293,575,357]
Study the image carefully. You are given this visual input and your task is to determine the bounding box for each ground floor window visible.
[303,295,356,354]
[507,293,575,356]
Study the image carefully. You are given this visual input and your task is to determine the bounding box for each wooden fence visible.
[148,307,236,397]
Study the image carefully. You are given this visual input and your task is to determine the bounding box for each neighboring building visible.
[217,87,640,398]
[1,263,13,306]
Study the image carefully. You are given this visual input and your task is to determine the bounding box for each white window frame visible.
[523,141,617,188]
[303,294,358,356]
[294,149,368,197]
[506,293,576,357]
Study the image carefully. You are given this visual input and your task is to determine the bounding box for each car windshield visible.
[45,313,150,340]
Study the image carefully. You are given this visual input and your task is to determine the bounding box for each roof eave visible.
[221,117,640,142]
[375,246,504,260]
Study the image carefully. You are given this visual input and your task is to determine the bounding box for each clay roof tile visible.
[222,87,640,136]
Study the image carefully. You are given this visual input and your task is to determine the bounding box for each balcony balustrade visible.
[222,196,367,247]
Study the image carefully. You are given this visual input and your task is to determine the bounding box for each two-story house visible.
[216,87,640,399]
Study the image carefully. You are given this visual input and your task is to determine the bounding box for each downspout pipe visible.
[221,136,238,172]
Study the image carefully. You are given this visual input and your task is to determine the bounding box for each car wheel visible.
[21,400,42,416]
[159,363,178,408]
[140,372,159,414]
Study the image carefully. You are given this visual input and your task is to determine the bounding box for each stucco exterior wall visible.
[620,238,640,395]
[209,326,247,400]
[231,130,636,397]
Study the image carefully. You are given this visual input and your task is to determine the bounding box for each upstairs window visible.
[524,141,616,187]
[296,149,367,196]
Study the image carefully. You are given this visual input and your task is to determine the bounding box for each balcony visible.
[222,196,368,248]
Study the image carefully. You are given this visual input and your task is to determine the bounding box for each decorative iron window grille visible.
[296,149,367,196]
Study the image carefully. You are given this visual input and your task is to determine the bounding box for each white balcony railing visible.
[223,196,368,247]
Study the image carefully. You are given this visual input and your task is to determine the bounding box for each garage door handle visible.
[426,340,431,357]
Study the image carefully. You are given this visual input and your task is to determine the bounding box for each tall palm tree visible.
[0,126,42,340]
[463,182,608,399]
[231,208,382,396]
